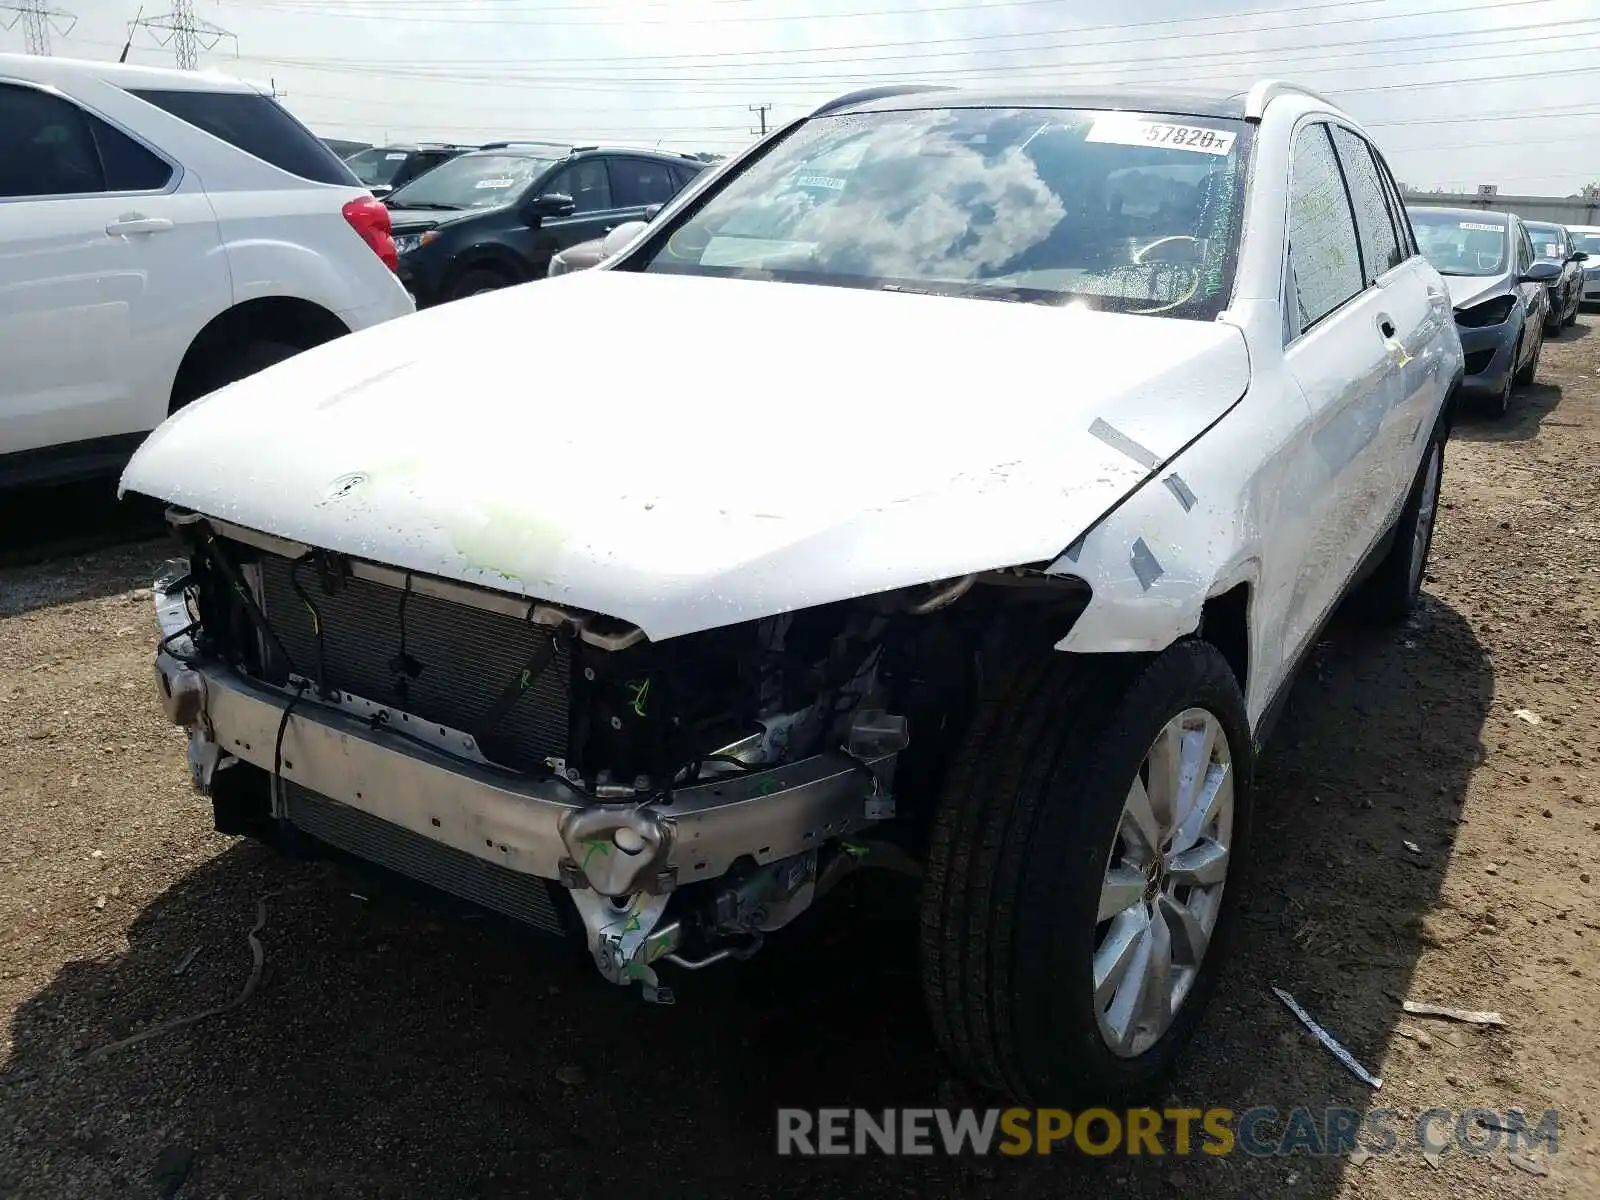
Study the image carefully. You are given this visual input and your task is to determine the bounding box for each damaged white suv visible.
[124,81,1463,1102]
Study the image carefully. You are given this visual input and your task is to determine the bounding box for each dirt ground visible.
[2,326,1598,1200]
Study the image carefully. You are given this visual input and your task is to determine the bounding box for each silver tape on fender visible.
[1130,538,1164,591]
[1088,418,1162,472]
[1163,473,1197,511]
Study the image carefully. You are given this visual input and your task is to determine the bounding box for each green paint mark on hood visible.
[450,500,571,586]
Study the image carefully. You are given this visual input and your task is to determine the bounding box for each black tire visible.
[1514,321,1543,386]
[1354,429,1445,625]
[1480,354,1514,418]
[1564,290,1579,327]
[449,268,514,301]
[920,640,1253,1105]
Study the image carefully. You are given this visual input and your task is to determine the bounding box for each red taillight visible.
[342,196,398,273]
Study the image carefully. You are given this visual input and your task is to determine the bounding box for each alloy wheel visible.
[1093,708,1235,1059]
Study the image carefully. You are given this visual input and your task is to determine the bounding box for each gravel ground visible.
[2,325,1598,1199]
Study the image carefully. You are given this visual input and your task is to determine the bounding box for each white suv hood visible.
[122,271,1249,641]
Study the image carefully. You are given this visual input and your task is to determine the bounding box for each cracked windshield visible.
[640,106,1249,318]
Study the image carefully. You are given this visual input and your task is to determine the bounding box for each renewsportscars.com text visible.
[776,1106,1560,1158]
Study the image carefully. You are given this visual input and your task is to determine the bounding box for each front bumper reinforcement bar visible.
[153,650,897,900]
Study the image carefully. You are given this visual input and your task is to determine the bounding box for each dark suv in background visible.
[344,142,476,199]
[1521,219,1587,333]
[383,141,706,306]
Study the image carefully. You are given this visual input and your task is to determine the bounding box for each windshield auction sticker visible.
[1459,222,1503,232]
[1086,114,1237,156]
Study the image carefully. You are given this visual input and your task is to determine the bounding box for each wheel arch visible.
[169,297,349,413]
[440,245,532,295]
[1199,581,1252,699]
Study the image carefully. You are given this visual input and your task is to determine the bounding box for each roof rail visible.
[1243,79,1339,122]
[810,84,955,118]
[478,139,572,151]
[569,142,703,159]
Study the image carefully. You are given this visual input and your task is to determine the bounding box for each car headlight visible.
[393,230,439,255]
[1455,294,1517,329]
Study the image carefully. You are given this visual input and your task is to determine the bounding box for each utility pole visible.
[1,0,77,56]
[749,103,771,137]
[132,0,234,70]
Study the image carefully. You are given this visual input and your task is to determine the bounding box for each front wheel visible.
[1514,321,1543,386]
[448,268,515,302]
[920,641,1253,1104]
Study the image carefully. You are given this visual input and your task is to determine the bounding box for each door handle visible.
[106,215,174,236]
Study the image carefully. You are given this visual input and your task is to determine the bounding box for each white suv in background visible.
[0,53,413,490]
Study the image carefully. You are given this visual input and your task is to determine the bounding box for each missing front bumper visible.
[154,650,899,899]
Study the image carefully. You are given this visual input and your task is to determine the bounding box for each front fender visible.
[1048,460,1261,657]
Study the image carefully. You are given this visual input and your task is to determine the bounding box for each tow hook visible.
[566,889,682,1005]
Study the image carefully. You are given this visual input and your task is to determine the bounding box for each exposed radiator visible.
[254,553,570,773]
[284,784,568,935]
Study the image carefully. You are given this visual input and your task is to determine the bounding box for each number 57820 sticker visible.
[1086,114,1238,156]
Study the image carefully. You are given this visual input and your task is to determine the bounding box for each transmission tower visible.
[133,0,234,70]
[0,0,77,56]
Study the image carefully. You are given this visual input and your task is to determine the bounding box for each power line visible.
[133,0,235,69]
[227,0,1552,29]
[185,1,1579,90]
[232,24,1600,92]
[0,0,76,55]
[217,0,1574,66]
[1372,104,1600,128]
[206,29,1600,97]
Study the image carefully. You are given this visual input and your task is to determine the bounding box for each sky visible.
[6,0,1598,195]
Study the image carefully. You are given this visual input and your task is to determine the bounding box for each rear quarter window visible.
[128,88,358,186]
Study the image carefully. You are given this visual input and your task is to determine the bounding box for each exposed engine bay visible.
[152,512,1089,1003]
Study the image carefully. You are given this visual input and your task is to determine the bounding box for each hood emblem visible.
[322,472,369,502]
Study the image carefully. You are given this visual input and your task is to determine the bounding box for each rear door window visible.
[1371,149,1416,259]
[95,119,175,191]
[1329,126,1403,283]
[0,83,173,197]
[1287,123,1365,331]
[129,88,356,186]
[609,157,680,208]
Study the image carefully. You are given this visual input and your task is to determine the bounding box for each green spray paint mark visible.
[627,678,651,717]
[580,839,611,872]
[451,501,571,586]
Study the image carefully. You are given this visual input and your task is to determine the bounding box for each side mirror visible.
[1571,250,1589,263]
[526,192,576,220]
[600,220,649,259]
[1520,261,1561,283]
